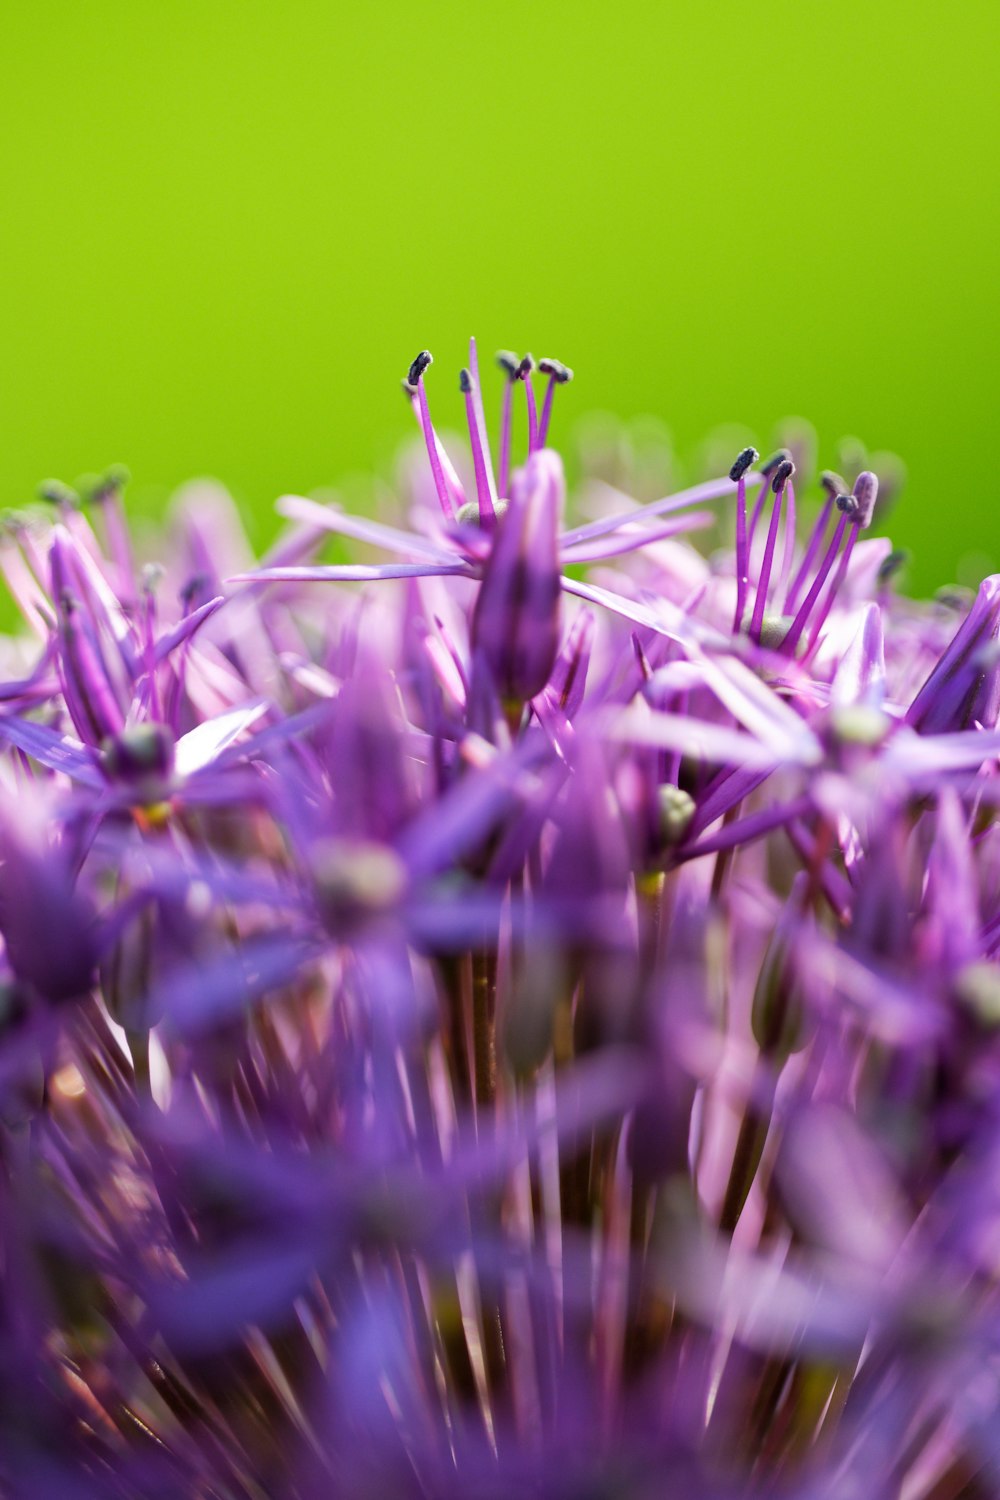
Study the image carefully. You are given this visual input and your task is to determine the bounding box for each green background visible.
[1,0,997,595]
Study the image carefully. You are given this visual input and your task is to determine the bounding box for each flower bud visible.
[312,838,408,936]
[470,449,564,706]
[101,722,176,805]
[907,574,1000,732]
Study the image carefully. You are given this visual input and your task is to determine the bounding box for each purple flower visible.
[0,347,999,1500]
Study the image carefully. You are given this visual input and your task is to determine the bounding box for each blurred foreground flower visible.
[0,345,998,1497]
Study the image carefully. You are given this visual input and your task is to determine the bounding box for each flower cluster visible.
[0,342,999,1498]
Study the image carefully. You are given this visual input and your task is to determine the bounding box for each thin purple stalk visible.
[537,374,557,449]
[680,794,813,862]
[524,371,539,453]
[781,512,849,655]
[747,484,769,551]
[776,479,797,598]
[462,387,497,530]
[784,496,834,615]
[498,379,514,499]
[749,485,784,642]
[734,475,749,633]
[803,524,859,661]
[412,385,456,520]
[461,342,499,528]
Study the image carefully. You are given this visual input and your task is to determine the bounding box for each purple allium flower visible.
[3,346,1000,1498]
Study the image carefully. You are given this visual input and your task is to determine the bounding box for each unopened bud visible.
[657,784,695,847]
[101,723,175,801]
[313,838,408,935]
[455,498,508,528]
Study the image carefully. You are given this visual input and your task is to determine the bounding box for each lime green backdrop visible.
[1,0,997,594]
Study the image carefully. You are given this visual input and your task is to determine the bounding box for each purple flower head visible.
[3,345,1000,1500]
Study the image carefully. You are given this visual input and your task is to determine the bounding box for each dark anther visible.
[38,479,79,510]
[760,448,792,478]
[729,446,759,482]
[406,350,433,389]
[458,369,473,394]
[820,470,848,499]
[516,354,535,381]
[496,350,520,379]
[538,357,573,384]
[89,465,131,505]
[877,548,909,584]
[771,458,795,493]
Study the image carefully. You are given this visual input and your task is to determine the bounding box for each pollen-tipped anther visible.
[516,354,535,381]
[760,448,792,479]
[820,469,848,500]
[38,479,79,510]
[771,458,795,493]
[405,350,433,390]
[458,369,473,394]
[88,465,131,505]
[877,548,909,584]
[496,350,520,380]
[849,470,879,529]
[538,357,573,384]
[729,447,759,483]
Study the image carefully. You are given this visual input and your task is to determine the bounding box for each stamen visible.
[90,466,136,603]
[403,351,456,520]
[747,449,790,549]
[847,469,879,530]
[537,358,574,449]
[38,480,80,512]
[517,354,539,454]
[459,361,498,530]
[799,474,879,659]
[802,525,859,660]
[783,474,844,614]
[730,448,759,634]
[748,461,794,642]
[777,477,797,599]
[496,351,520,499]
[877,548,909,586]
[781,508,849,655]
[729,448,758,483]
[406,350,433,389]
[468,337,500,519]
